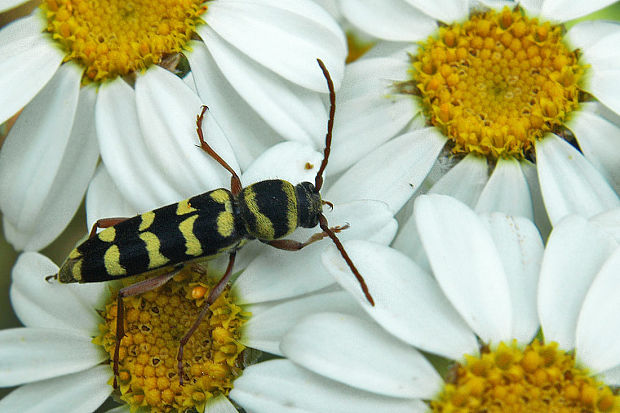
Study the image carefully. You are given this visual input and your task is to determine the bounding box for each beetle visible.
[53,59,374,386]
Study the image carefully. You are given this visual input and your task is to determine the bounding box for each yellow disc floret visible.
[410,7,585,159]
[41,0,207,82]
[94,266,249,413]
[431,340,619,412]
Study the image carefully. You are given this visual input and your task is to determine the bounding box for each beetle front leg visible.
[177,251,237,385]
[264,223,350,251]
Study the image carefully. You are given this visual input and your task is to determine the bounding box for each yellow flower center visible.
[409,7,585,159]
[431,341,619,412]
[94,267,249,412]
[41,0,207,82]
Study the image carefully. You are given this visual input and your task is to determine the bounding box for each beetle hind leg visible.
[177,251,236,385]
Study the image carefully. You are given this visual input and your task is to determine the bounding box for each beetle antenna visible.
[318,214,375,306]
[315,58,335,192]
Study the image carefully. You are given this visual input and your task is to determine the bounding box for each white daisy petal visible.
[136,66,239,196]
[481,213,543,344]
[575,247,620,374]
[340,0,437,42]
[96,78,182,211]
[415,194,513,345]
[230,359,427,413]
[535,134,620,226]
[598,364,620,386]
[197,24,327,146]
[0,328,106,386]
[582,31,620,72]
[233,200,396,303]
[518,0,543,16]
[404,0,469,23]
[539,0,618,23]
[241,142,322,186]
[538,215,618,351]
[85,165,138,230]
[282,312,443,399]
[187,40,278,170]
[429,154,488,207]
[476,159,534,219]
[0,15,64,125]
[590,208,620,243]
[329,58,418,175]
[203,0,346,92]
[391,208,432,274]
[326,129,447,213]
[10,252,103,333]
[0,365,111,413]
[205,395,238,413]
[0,62,99,251]
[568,109,620,193]
[565,20,620,51]
[585,68,620,116]
[323,240,479,360]
[520,160,552,239]
[241,291,367,355]
[478,0,516,12]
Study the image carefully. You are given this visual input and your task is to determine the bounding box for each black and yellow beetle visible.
[53,59,374,386]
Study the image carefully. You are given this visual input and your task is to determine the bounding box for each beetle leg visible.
[195,106,242,195]
[264,224,350,251]
[112,266,182,388]
[89,217,130,238]
[177,251,236,385]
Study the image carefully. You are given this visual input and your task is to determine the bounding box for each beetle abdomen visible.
[58,189,245,283]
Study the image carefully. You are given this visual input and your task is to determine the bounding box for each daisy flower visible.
[0,249,375,412]
[232,194,620,412]
[320,0,620,234]
[0,0,345,251]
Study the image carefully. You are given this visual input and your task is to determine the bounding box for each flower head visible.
[0,0,346,251]
[323,0,620,232]
[232,195,620,412]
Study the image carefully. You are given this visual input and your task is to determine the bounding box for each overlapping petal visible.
[187,41,278,169]
[415,195,513,345]
[327,129,447,212]
[232,200,396,303]
[322,240,479,360]
[538,215,618,350]
[0,365,112,412]
[535,134,620,226]
[0,14,63,124]
[0,328,106,386]
[10,252,105,333]
[481,213,543,343]
[340,0,437,41]
[230,360,427,413]
[281,312,443,398]
[575,247,620,373]
[202,0,346,92]
[0,63,98,251]
[241,291,367,355]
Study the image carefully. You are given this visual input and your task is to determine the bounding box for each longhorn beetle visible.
[53,59,374,387]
